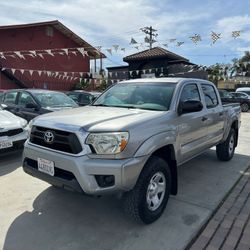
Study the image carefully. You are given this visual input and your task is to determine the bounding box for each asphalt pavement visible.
[0,113,249,250]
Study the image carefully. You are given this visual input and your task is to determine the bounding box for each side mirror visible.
[26,103,39,110]
[178,100,203,115]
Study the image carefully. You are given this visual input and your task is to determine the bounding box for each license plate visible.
[38,158,55,176]
[0,140,13,149]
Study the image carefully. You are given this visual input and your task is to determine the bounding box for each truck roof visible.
[120,77,210,84]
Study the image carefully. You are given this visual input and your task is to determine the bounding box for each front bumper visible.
[0,130,28,155]
[22,141,149,195]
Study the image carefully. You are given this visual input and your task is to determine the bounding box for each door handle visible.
[202,116,208,122]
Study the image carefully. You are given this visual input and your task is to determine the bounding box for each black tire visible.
[216,129,236,161]
[123,156,171,224]
[240,103,249,112]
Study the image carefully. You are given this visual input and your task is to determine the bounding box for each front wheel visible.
[123,156,171,224]
[240,103,249,112]
[216,129,236,161]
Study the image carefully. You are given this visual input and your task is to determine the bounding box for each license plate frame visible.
[0,140,13,149]
[37,157,55,176]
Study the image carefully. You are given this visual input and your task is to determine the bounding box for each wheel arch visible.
[151,145,178,195]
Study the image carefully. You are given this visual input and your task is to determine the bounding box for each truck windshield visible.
[34,92,78,108]
[93,82,176,111]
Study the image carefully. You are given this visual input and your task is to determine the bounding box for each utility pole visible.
[140,26,158,49]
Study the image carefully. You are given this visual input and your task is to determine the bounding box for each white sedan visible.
[0,105,28,154]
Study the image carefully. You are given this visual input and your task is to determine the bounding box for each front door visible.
[177,83,208,163]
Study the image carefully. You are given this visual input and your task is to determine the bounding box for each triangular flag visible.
[79,72,83,77]
[143,70,146,74]
[29,50,37,56]
[72,51,77,56]
[113,45,119,52]
[14,51,25,59]
[109,72,113,77]
[130,38,137,44]
[62,48,69,56]
[106,49,112,55]
[0,52,6,59]
[20,69,24,74]
[38,70,42,76]
[29,70,33,76]
[77,48,85,56]
[38,53,44,59]
[45,49,55,57]
[11,68,16,74]
[55,72,59,77]
[136,70,139,75]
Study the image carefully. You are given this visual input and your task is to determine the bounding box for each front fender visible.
[134,131,177,158]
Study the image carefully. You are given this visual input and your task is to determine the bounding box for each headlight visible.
[20,119,28,129]
[86,132,129,155]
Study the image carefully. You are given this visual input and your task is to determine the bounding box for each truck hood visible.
[0,110,26,129]
[33,106,165,132]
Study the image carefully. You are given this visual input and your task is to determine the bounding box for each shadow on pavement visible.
[0,151,23,177]
[3,150,250,250]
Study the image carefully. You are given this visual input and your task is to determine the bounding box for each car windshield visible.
[93,82,176,111]
[34,92,77,108]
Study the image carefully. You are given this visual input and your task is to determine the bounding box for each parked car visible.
[236,87,250,97]
[2,89,78,121]
[0,104,28,154]
[230,92,250,99]
[219,90,250,112]
[23,78,241,224]
[66,90,96,106]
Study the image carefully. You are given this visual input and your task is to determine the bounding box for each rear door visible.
[177,83,209,163]
[201,84,224,146]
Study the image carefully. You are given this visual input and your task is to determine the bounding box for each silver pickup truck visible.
[22,78,241,224]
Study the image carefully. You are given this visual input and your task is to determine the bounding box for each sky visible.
[0,0,250,68]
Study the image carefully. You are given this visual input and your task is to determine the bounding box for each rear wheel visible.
[216,129,236,161]
[240,103,249,112]
[123,156,171,224]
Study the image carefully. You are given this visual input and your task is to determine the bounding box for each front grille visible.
[25,158,76,181]
[0,128,23,137]
[30,126,82,154]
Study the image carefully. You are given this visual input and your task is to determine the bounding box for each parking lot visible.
[0,113,249,250]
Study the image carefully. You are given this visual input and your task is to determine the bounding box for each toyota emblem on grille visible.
[44,131,54,144]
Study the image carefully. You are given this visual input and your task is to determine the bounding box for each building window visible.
[46,26,54,37]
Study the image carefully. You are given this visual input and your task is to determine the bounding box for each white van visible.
[236,87,250,96]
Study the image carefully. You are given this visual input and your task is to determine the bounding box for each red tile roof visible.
[124,47,189,62]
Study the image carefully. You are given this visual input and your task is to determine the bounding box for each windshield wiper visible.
[92,104,110,107]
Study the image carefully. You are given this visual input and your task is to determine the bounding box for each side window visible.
[180,84,201,102]
[18,92,36,107]
[201,84,218,108]
[3,91,18,105]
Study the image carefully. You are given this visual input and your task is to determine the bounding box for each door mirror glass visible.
[178,100,203,115]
